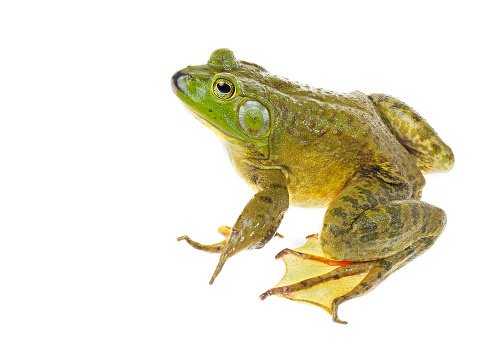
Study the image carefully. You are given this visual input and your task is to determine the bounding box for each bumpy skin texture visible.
[172,49,454,323]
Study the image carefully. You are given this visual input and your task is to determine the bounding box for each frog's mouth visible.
[171,71,185,95]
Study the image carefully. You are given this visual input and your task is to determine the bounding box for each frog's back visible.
[266,87,426,207]
[266,83,453,179]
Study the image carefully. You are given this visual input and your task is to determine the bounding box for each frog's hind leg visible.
[262,176,447,323]
[369,93,454,173]
[261,219,442,324]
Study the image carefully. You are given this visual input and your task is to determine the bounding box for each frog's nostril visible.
[171,71,188,94]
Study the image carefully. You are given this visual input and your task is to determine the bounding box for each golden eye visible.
[213,78,235,100]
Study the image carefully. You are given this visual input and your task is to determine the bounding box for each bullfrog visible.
[171,49,454,324]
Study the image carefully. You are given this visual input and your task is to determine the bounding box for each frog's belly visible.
[289,190,336,208]
[287,171,352,208]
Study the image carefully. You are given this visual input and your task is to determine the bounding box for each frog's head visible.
[171,49,273,158]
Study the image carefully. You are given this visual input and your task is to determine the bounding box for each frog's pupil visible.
[217,82,231,94]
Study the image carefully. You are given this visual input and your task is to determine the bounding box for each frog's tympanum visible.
[171,49,454,324]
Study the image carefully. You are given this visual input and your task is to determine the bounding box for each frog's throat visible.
[182,105,269,159]
[183,106,237,142]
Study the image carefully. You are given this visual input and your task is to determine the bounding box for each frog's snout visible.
[171,70,189,94]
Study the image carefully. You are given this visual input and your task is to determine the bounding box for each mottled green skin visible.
[172,49,454,320]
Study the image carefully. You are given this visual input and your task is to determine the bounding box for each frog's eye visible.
[238,101,270,137]
[212,78,235,100]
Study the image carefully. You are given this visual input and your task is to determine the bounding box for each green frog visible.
[171,49,454,324]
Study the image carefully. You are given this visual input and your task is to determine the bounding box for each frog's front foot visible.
[177,225,284,254]
[178,225,285,284]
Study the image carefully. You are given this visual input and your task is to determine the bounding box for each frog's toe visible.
[217,225,232,238]
[274,247,352,265]
[177,235,226,253]
[177,225,239,253]
[331,299,348,324]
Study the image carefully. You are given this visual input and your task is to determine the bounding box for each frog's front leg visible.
[262,175,446,323]
[178,169,289,284]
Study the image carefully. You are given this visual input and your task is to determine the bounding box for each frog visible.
[171,48,454,324]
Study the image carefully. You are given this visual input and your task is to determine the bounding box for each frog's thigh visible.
[347,200,446,260]
[320,177,446,261]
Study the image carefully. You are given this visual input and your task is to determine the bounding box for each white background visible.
[1,1,495,347]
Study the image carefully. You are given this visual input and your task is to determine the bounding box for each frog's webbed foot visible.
[259,236,369,324]
[260,236,429,324]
